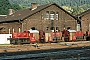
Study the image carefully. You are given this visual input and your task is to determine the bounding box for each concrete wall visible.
[0,34,12,44]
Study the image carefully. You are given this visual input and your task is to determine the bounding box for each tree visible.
[62,6,73,14]
[0,0,21,15]
[71,6,85,16]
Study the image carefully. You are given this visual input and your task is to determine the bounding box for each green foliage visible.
[9,0,90,15]
[71,6,85,16]
[0,0,90,15]
[0,0,22,15]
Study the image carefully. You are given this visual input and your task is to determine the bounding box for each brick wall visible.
[0,5,77,33]
[23,5,77,31]
[0,22,21,33]
[81,13,90,33]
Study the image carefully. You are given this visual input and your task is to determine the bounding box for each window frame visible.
[50,11,55,20]
[46,11,49,20]
[56,12,59,20]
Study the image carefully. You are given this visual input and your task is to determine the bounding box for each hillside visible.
[8,0,90,15]
[0,0,90,15]
[0,0,21,15]
[8,0,90,5]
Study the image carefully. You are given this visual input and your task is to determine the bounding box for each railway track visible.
[0,46,90,60]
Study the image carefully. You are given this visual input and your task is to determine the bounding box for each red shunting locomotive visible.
[9,30,45,44]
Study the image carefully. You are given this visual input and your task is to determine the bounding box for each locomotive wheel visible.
[40,38,44,43]
[17,40,21,45]
[12,40,16,45]
[64,37,69,42]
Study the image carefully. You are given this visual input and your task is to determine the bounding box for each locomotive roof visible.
[28,29,39,33]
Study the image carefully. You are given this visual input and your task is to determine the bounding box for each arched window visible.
[50,11,55,20]
[46,11,49,20]
[9,28,10,34]
[50,27,55,30]
[56,27,59,32]
[56,12,59,20]
[56,27,59,30]
[31,27,36,30]
[46,27,49,30]
[13,28,15,33]
[19,27,21,32]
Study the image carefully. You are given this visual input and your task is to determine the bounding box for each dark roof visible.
[0,2,79,23]
[76,9,90,17]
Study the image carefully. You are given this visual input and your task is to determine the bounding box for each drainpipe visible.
[22,23,23,32]
[19,20,23,32]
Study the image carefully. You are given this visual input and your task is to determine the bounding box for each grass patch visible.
[0,44,11,46]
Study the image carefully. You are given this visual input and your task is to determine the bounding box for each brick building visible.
[76,9,90,33]
[0,3,79,33]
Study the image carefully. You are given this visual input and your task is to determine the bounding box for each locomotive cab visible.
[39,30,45,43]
